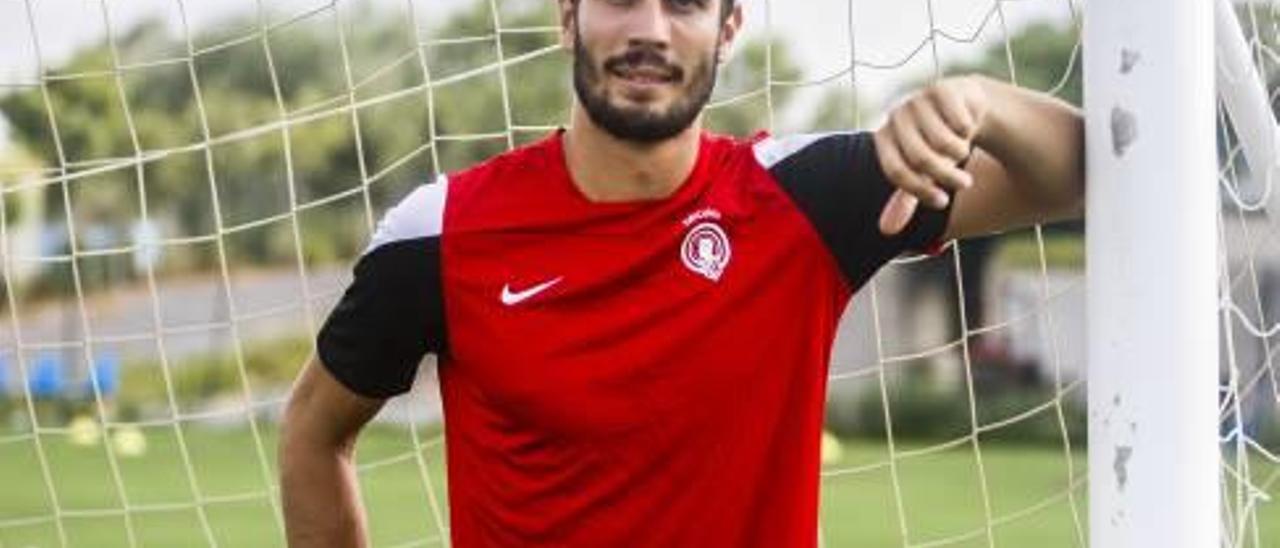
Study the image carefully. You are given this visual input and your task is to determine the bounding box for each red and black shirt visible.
[317,129,950,547]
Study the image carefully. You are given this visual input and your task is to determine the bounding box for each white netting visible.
[1218,2,1280,547]
[0,0,1268,546]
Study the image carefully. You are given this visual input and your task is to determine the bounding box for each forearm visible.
[280,426,369,547]
[975,76,1086,211]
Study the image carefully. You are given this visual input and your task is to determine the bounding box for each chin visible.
[617,101,677,124]
[600,86,664,110]
[616,95,672,113]
[613,82,671,103]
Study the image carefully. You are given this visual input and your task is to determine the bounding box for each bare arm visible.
[946,78,1084,240]
[873,75,1085,240]
[281,177,447,545]
[280,358,385,548]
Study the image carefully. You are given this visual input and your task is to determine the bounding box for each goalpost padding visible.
[1084,0,1219,546]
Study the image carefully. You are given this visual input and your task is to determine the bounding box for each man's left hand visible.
[873,76,991,235]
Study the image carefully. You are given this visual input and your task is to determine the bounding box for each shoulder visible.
[368,175,449,253]
[440,132,563,219]
[743,131,889,219]
[372,131,559,247]
[736,130,896,222]
[748,131,872,174]
[455,133,560,185]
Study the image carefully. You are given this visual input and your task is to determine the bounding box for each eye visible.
[666,0,707,13]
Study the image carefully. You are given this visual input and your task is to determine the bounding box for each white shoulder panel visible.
[751,132,850,170]
[364,174,449,254]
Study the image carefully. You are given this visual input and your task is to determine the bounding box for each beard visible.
[572,29,720,144]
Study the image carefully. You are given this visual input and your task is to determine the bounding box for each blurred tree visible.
[804,87,868,133]
[704,37,803,136]
[941,21,1082,106]
[800,21,1081,138]
[1,0,800,283]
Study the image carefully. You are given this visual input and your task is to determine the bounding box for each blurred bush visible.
[827,367,1086,446]
[116,335,311,417]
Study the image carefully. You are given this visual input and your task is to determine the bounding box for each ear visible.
[558,0,576,51]
[716,2,744,64]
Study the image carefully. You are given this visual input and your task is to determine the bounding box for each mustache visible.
[603,48,683,81]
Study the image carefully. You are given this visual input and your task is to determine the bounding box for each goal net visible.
[1216,0,1280,546]
[0,0,1270,546]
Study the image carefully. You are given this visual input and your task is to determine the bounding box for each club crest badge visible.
[680,210,732,282]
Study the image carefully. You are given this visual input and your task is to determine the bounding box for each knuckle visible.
[912,177,937,196]
[883,163,910,184]
[942,136,968,160]
[889,167,925,191]
[908,173,935,193]
[928,157,955,178]
[943,171,967,189]
[925,154,947,171]
[925,84,943,101]
[921,126,951,150]
[909,95,929,113]
[901,148,925,171]
[891,109,912,131]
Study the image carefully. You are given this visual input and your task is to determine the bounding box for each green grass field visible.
[0,424,1276,547]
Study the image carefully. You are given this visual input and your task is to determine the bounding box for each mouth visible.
[610,65,679,87]
[604,49,682,88]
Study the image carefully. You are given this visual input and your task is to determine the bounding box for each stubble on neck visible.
[561,105,704,203]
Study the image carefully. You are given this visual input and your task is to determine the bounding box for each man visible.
[279,0,1084,546]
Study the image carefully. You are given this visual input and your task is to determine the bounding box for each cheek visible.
[574,9,626,58]
[579,38,616,73]
[673,27,722,66]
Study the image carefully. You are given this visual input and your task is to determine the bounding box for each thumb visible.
[879,190,918,236]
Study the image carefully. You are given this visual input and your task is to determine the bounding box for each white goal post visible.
[1217,0,1280,207]
[1083,0,1277,545]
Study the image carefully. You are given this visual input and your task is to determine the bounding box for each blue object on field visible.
[29,353,64,399]
[90,352,119,397]
[0,355,8,396]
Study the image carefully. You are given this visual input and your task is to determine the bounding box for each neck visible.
[562,104,703,203]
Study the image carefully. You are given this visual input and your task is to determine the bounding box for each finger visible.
[893,109,972,194]
[879,189,919,236]
[910,100,976,190]
[957,142,976,170]
[918,175,949,209]
[876,127,949,208]
[911,99,971,164]
[929,82,977,140]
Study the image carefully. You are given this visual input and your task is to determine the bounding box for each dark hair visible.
[720,0,735,21]
[571,0,736,22]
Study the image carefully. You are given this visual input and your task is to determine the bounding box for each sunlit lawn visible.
[1,425,1277,546]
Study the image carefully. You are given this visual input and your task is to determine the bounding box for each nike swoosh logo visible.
[500,277,563,306]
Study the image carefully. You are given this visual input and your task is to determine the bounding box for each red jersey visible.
[317,129,949,546]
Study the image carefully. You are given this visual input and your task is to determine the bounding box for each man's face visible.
[568,0,734,143]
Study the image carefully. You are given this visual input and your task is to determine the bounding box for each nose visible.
[623,0,672,50]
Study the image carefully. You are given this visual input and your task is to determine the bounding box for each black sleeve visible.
[762,131,953,290]
[316,184,448,399]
